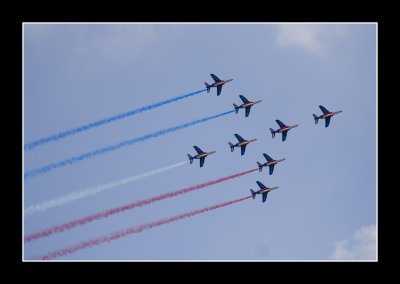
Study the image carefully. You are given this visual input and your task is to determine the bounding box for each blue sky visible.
[23,23,376,260]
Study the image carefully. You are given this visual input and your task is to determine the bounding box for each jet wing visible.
[239,95,250,103]
[325,117,331,128]
[200,157,205,168]
[245,106,251,117]
[211,74,222,82]
[282,131,287,142]
[276,120,287,128]
[269,164,275,175]
[234,134,245,142]
[263,153,273,162]
[193,146,204,154]
[241,145,247,156]
[256,181,267,189]
[262,192,268,203]
[319,105,330,114]
[217,85,222,96]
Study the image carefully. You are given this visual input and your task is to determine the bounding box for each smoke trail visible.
[24,110,235,180]
[24,89,206,151]
[39,196,251,260]
[24,161,187,217]
[24,168,257,243]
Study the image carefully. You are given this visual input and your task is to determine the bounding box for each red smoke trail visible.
[25,168,258,243]
[40,195,252,260]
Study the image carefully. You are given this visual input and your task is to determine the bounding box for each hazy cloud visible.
[276,24,345,57]
[69,25,158,64]
[255,244,270,259]
[95,25,156,59]
[24,24,158,64]
[332,224,377,260]
[24,24,57,42]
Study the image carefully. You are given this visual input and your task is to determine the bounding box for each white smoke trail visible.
[24,161,187,217]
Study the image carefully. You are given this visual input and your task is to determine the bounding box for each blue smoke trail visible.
[24,89,207,151]
[24,110,235,180]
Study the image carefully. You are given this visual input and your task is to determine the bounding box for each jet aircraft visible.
[250,181,279,203]
[313,105,342,128]
[204,74,233,96]
[187,146,216,168]
[257,153,285,175]
[233,95,262,117]
[228,134,257,156]
[269,120,299,141]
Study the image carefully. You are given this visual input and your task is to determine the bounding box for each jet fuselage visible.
[278,125,299,133]
[257,187,279,194]
[194,151,216,159]
[263,158,285,167]
[211,79,233,87]
[235,138,257,148]
[240,100,262,109]
[320,110,342,119]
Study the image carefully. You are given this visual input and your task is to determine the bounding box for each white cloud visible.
[276,24,345,57]
[332,224,377,260]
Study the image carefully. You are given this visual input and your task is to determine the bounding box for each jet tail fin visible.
[187,154,193,164]
[228,142,234,152]
[269,128,276,138]
[204,82,210,93]
[257,162,263,172]
[250,189,256,199]
[233,103,239,114]
[313,114,319,124]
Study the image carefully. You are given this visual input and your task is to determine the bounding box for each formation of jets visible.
[188,74,342,204]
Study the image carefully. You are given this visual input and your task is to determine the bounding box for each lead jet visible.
[269,120,299,142]
[257,153,285,175]
[313,105,342,128]
[187,146,216,168]
[204,74,233,96]
[250,181,279,203]
[233,95,262,117]
[228,134,257,156]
